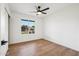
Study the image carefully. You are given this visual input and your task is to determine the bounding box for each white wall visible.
[43,4,79,51]
[10,12,43,44]
[0,4,9,56]
[0,4,1,53]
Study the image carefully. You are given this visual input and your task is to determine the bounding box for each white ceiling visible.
[8,3,71,18]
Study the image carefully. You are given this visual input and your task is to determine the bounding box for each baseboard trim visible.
[43,37,79,52]
[9,38,44,46]
[9,38,79,52]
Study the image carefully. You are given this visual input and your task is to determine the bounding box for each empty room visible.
[0,3,79,56]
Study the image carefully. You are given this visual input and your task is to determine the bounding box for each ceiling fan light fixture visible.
[37,12,42,15]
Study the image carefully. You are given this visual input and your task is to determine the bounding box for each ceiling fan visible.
[33,6,50,15]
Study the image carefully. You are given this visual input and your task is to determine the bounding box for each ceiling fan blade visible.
[41,12,47,14]
[41,8,49,11]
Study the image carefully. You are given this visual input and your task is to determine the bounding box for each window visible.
[21,19,35,34]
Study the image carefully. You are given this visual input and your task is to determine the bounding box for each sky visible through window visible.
[21,19,34,26]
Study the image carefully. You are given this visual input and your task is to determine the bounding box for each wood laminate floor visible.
[6,39,79,56]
